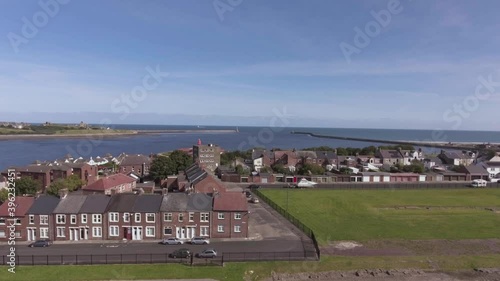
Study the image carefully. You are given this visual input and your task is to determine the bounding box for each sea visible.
[1,125,500,171]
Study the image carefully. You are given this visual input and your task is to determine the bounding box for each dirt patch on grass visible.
[322,239,500,256]
[266,268,500,281]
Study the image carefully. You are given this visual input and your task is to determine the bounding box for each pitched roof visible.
[106,193,137,212]
[378,149,403,159]
[213,192,248,212]
[119,154,151,166]
[79,194,111,213]
[133,195,163,212]
[17,165,52,173]
[26,195,60,215]
[187,193,212,211]
[160,193,188,212]
[53,195,88,214]
[464,165,488,175]
[83,173,135,191]
[0,196,35,217]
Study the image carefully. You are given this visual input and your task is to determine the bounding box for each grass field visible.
[261,189,500,244]
[3,255,500,281]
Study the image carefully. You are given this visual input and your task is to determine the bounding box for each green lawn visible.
[3,255,500,281]
[261,189,500,244]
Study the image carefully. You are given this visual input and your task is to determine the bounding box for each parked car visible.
[160,237,184,245]
[196,249,217,258]
[169,248,191,258]
[250,197,259,203]
[190,237,210,245]
[244,190,252,198]
[28,240,52,247]
[249,184,260,189]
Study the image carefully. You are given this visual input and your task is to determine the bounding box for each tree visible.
[150,156,177,180]
[46,179,67,196]
[14,177,40,195]
[0,189,8,203]
[46,175,84,196]
[298,164,325,175]
[271,164,287,174]
[336,148,348,156]
[338,167,352,174]
[259,166,271,173]
[235,164,248,175]
[169,150,193,173]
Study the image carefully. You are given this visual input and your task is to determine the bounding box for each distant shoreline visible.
[0,129,238,140]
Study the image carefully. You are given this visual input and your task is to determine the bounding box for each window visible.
[15,231,21,238]
[200,213,209,222]
[123,213,130,222]
[217,225,224,233]
[109,226,119,237]
[146,213,155,223]
[0,230,5,238]
[70,215,77,224]
[200,226,209,237]
[0,218,5,225]
[92,214,102,224]
[56,215,66,224]
[178,213,183,222]
[218,213,224,219]
[163,227,173,235]
[40,215,48,225]
[135,213,141,222]
[56,227,65,237]
[145,226,155,237]
[81,214,87,224]
[234,213,242,220]
[14,218,21,225]
[188,212,194,222]
[56,214,66,224]
[29,215,34,224]
[92,227,102,237]
[109,212,119,223]
[234,225,241,233]
[40,228,49,239]
[164,213,172,222]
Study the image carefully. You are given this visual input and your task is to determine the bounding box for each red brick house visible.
[160,193,212,240]
[25,195,60,241]
[0,196,35,241]
[105,194,163,241]
[118,154,152,177]
[52,193,90,241]
[211,192,248,239]
[65,162,98,185]
[82,173,136,195]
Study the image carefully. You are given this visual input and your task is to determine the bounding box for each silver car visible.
[190,237,210,245]
[161,238,184,245]
[197,249,217,258]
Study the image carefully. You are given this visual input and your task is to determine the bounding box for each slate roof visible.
[26,195,60,215]
[213,192,247,212]
[120,154,151,166]
[79,194,111,213]
[464,165,488,175]
[378,150,403,159]
[17,165,52,173]
[53,195,88,214]
[106,193,137,212]
[187,193,213,211]
[160,193,188,212]
[133,195,163,212]
[0,196,35,217]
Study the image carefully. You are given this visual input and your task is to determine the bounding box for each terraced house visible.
[25,195,60,241]
[106,194,163,241]
[160,193,212,240]
[0,196,35,241]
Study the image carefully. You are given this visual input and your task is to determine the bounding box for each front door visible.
[132,227,142,240]
[124,227,132,240]
[27,228,36,241]
[69,228,78,241]
[79,228,88,240]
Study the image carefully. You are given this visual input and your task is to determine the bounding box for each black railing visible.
[0,250,316,266]
[253,189,321,259]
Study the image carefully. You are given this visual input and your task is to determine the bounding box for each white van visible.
[471,179,488,187]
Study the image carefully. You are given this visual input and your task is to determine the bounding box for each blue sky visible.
[1,0,500,130]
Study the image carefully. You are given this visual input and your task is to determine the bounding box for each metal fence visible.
[253,189,321,259]
[0,250,317,266]
[260,182,500,190]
